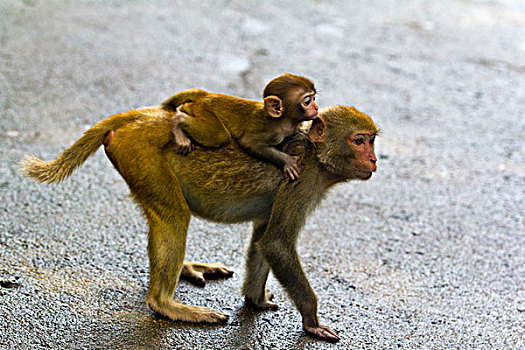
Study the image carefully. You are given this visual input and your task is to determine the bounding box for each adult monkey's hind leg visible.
[142,195,228,323]
[104,129,228,324]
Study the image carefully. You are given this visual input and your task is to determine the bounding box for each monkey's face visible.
[316,128,378,181]
[345,131,377,180]
[314,105,379,181]
[284,89,318,122]
[298,91,319,121]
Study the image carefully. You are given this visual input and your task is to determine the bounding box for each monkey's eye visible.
[354,137,364,145]
[370,135,375,145]
[303,96,312,105]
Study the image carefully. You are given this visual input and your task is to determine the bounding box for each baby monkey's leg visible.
[172,103,232,154]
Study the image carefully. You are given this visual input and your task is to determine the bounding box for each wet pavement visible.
[1,0,524,349]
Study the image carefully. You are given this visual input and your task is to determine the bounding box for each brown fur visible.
[263,73,316,117]
[20,104,378,342]
[163,73,318,180]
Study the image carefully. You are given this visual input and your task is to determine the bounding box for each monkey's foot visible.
[172,128,193,155]
[147,297,229,323]
[181,262,234,287]
[245,289,279,310]
[304,324,340,343]
[172,112,193,155]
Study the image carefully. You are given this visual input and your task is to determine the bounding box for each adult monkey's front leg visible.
[242,219,278,310]
[256,184,340,343]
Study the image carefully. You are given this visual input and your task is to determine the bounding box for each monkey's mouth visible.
[356,171,373,179]
[307,112,319,120]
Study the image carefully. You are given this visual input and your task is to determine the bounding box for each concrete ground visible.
[0,0,523,349]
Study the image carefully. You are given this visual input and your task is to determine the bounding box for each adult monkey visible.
[21,104,378,342]
[164,73,318,181]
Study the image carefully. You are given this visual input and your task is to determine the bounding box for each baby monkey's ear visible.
[264,96,283,118]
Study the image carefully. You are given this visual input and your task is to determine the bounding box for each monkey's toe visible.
[181,262,234,287]
[191,305,229,323]
[304,324,340,343]
[174,144,192,155]
[148,298,229,324]
[204,310,229,324]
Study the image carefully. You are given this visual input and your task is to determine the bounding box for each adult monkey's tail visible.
[20,112,143,184]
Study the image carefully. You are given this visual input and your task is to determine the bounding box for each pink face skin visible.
[348,131,377,179]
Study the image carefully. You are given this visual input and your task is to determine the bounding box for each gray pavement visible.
[1,0,524,349]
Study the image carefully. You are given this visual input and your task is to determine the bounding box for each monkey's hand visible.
[304,323,340,343]
[283,155,300,181]
[181,262,234,287]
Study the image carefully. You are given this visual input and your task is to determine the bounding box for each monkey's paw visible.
[188,306,229,324]
[304,324,340,343]
[148,298,229,324]
[181,262,234,287]
[283,155,300,181]
[173,132,194,155]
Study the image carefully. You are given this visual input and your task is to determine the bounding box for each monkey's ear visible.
[264,96,283,118]
[308,116,326,143]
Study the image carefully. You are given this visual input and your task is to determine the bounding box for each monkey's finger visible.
[322,325,339,337]
[203,267,234,278]
[288,168,299,181]
[285,169,296,181]
[201,263,233,276]
[320,329,340,343]
[305,325,340,342]
[180,269,207,286]
[212,312,229,324]
[201,309,229,323]
[196,274,207,286]
[190,273,207,287]
[216,267,234,277]
[319,325,340,342]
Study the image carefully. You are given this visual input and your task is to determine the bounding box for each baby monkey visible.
[163,73,318,180]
